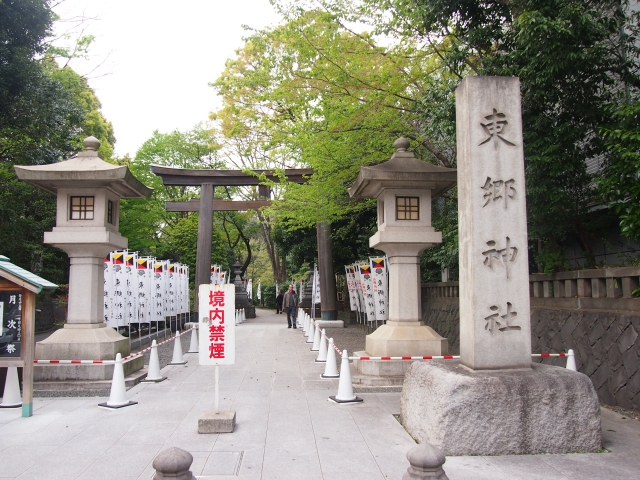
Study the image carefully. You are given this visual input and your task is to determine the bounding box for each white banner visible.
[199,283,236,365]
[125,253,138,325]
[359,262,377,322]
[135,257,152,323]
[353,263,365,315]
[313,265,321,304]
[112,251,127,327]
[168,264,178,317]
[104,255,114,325]
[153,261,165,323]
[246,278,253,299]
[345,265,358,312]
[369,257,389,321]
[257,280,261,300]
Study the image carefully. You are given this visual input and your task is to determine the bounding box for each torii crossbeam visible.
[150,165,313,303]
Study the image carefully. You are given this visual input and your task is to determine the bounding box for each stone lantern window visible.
[396,196,419,220]
[107,200,114,224]
[70,196,95,220]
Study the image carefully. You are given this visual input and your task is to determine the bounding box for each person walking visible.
[275,290,283,314]
[283,284,298,328]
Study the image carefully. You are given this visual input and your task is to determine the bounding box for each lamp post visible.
[15,137,152,387]
[348,138,456,357]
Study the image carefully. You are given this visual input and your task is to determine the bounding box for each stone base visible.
[366,323,447,357]
[35,324,141,381]
[198,411,236,433]
[352,350,410,387]
[34,364,147,396]
[315,320,344,329]
[242,306,256,318]
[401,361,602,455]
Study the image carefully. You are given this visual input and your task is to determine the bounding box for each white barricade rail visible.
[33,326,195,365]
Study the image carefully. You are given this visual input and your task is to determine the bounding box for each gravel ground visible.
[319,324,368,354]
[133,330,193,370]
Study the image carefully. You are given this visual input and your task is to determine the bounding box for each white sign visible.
[198,284,236,365]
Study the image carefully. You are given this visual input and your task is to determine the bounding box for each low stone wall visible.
[422,278,640,411]
[532,308,639,410]
[421,297,460,355]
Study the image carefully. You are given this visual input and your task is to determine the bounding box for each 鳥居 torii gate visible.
[150,165,313,309]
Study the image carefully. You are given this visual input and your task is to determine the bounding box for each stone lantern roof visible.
[14,136,152,198]
[348,138,457,199]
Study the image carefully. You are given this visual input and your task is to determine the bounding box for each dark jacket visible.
[275,293,284,308]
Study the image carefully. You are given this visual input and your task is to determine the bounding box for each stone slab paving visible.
[0,308,637,479]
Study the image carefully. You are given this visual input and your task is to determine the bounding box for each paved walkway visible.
[0,309,638,479]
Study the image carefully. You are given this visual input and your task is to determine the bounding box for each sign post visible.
[197,283,236,433]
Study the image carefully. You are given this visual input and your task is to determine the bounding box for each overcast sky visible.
[52,0,282,158]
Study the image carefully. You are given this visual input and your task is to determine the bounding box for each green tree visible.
[0,1,117,282]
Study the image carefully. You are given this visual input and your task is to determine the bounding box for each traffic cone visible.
[315,329,328,363]
[306,320,315,344]
[329,350,362,404]
[302,313,309,333]
[0,367,21,408]
[322,338,340,378]
[235,309,239,325]
[169,331,187,365]
[566,349,577,371]
[187,327,199,353]
[142,340,167,383]
[241,308,246,323]
[99,353,138,408]
[311,323,321,351]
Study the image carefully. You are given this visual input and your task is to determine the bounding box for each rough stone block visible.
[602,323,622,352]
[614,385,634,410]
[559,315,576,344]
[610,367,628,394]
[597,383,616,406]
[628,368,640,397]
[587,320,605,347]
[618,325,638,354]
[401,361,601,455]
[622,346,639,378]
[198,411,236,434]
[607,344,623,372]
[591,364,610,390]
[600,312,617,330]
[591,340,606,368]
[572,314,589,340]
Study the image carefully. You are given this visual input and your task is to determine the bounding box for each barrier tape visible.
[349,355,458,361]
[307,318,571,361]
[33,327,195,365]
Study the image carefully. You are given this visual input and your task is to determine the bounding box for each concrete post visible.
[152,447,195,480]
[316,221,337,320]
[402,442,449,480]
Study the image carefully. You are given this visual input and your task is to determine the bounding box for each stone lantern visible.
[348,138,456,357]
[14,137,152,388]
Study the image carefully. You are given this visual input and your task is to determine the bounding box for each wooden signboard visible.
[0,256,57,418]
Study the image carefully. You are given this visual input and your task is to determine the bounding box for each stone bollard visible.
[153,447,196,480]
[403,441,449,480]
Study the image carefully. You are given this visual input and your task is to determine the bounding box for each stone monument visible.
[400,77,601,454]
[14,137,152,390]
